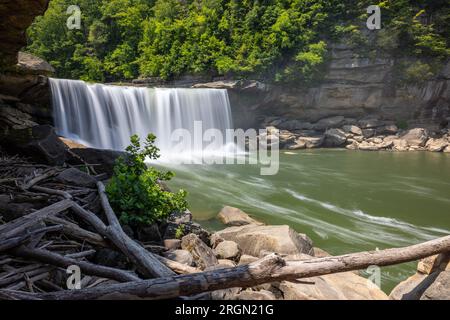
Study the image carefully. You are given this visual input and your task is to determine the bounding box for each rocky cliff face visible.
[0,0,50,69]
[195,45,450,132]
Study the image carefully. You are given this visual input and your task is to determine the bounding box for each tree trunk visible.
[29,235,450,300]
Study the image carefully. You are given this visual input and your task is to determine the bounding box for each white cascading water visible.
[49,78,237,160]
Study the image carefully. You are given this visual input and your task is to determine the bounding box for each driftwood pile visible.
[0,155,449,300]
[0,155,197,300]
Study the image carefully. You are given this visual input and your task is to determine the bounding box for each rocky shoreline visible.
[261,116,450,153]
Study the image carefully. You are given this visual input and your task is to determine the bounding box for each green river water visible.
[160,150,450,293]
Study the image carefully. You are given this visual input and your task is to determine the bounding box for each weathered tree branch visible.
[11,246,139,283]
[30,235,450,300]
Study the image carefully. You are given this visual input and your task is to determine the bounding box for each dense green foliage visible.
[27,0,449,84]
[106,134,188,227]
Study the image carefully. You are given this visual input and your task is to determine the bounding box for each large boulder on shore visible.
[217,206,262,226]
[215,225,314,257]
[400,128,429,147]
[278,271,388,300]
[1,125,67,165]
[390,253,450,300]
[214,240,242,261]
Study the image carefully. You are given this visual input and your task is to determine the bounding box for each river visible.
[161,150,450,293]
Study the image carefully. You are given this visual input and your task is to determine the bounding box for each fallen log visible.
[29,235,450,300]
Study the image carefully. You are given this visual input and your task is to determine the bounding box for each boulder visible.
[238,254,259,265]
[362,128,376,138]
[237,289,276,300]
[163,239,182,250]
[358,142,381,151]
[287,141,307,150]
[444,146,450,153]
[214,241,242,261]
[56,168,97,188]
[297,135,325,149]
[324,128,347,147]
[392,139,409,151]
[425,138,448,152]
[358,117,382,129]
[377,124,398,135]
[342,125,363,136]
[400,128,429,147]
[181,234,218,269]
[217,259,237,268]
[312,116,345,131]
[1,125,67,165]
[216,225,314,257]
[217,206,262,226]
[390,253,450,300]
[67,148,126,176]
[278,272,388,300]
[16,52,55,76]
[163,249,194,266]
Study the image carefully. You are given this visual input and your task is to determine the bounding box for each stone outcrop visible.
[0,124,67,165]
[217,206,263,226]
[390,253,450,300]
[277,272,388,300]
[196,44,450,132]
[0,1,50,68]
[215,225,314,257]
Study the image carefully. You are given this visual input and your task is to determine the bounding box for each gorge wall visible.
[193,46,450,132]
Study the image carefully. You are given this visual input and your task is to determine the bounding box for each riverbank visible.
[261,117,450,153]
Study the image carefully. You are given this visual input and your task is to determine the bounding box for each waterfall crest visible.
[49,78,235,158]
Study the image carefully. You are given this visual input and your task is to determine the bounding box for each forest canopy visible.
[26,0,450,84]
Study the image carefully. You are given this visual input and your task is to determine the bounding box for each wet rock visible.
[217,206,262,226]
[216,225,314,257]
[324,128,347,147]
[163,249,194,266]
[287,140,307,150]
[214,241,242,261]
[56,168,97,188]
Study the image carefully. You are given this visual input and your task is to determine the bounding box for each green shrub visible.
[106,134,188,227]
[175,224,185,240]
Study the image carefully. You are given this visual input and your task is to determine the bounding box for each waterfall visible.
[49,78,236,159]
